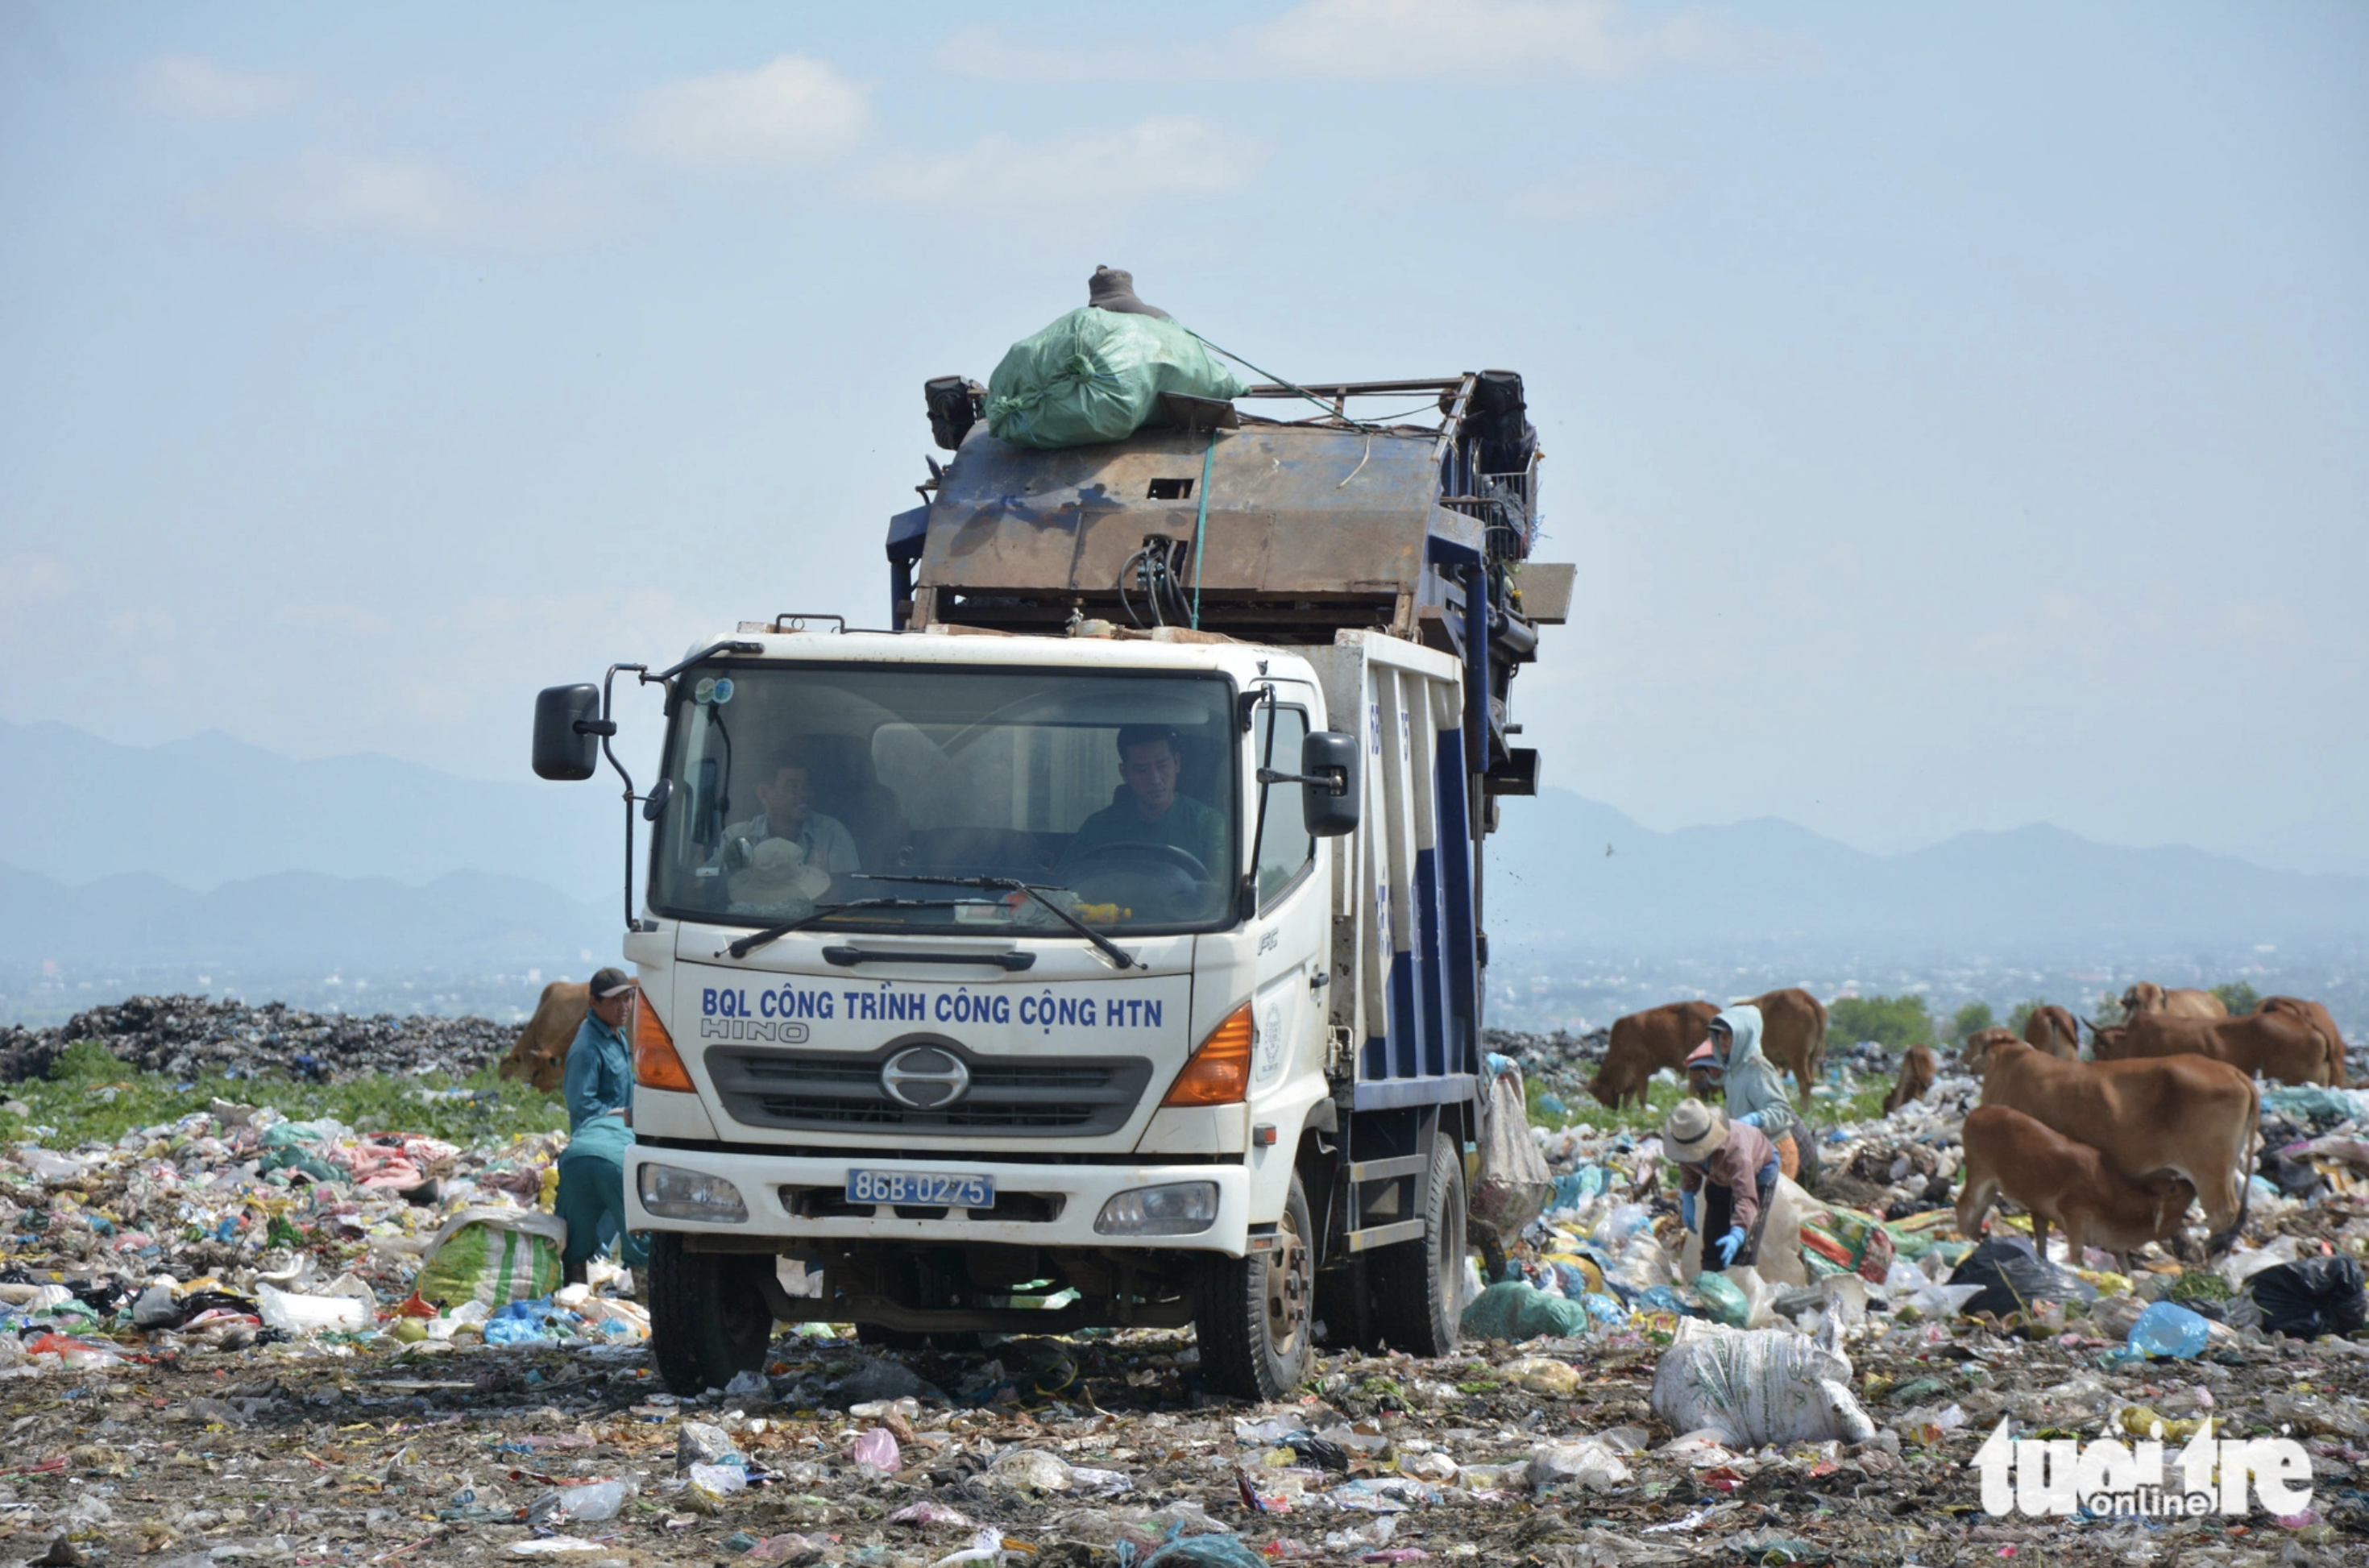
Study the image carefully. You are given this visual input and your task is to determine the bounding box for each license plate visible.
[846,1169,994,1209]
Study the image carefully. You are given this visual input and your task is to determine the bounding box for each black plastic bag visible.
[1947,1237,2098,1318]
[2248,1258,2367,1340]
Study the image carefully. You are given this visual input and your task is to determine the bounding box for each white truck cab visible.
[533,371,1566,1397]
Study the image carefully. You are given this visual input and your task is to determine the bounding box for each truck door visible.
[1248,699,1324,1097]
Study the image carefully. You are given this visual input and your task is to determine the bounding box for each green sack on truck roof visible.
[413,1205,566,1309]
[985,307,1249,450]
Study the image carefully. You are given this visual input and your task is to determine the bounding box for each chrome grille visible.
[706,1040,1152,1137]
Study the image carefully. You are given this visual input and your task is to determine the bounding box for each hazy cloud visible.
[853,117,1266,207]
[621,53,871,168]
[0,554,73,614]
[277,602,395,636]
[214,150,631,247]
[135,54,308,120]
[936,0,1820,82]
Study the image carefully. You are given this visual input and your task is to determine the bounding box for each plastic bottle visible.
[2126,1300,2211,1360]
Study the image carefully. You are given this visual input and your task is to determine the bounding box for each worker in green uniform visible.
[1059,724,1226,877]
[554,968,649,1283]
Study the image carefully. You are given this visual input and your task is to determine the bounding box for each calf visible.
[1979,1040,2258,1252]
[1956,1105,2196,1273]
[1591,1001,1717,1110]
[1884,1043,1937,1114]
[2097,1009,2338,1086]
[497,981,591,1093]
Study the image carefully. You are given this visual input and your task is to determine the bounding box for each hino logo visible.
[881,1045,970,1109]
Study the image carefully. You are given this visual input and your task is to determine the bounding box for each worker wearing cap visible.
[554,968,648,1282]
[1665,1099,1780,1271]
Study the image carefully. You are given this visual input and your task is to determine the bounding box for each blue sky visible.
[3,2,2364,873]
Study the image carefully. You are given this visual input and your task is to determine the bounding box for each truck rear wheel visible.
[1368,1130,1464,1356]
[1197,1172,1313,1401]
[648,1234,775,1395]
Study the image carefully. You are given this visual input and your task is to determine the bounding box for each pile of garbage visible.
[0,993,520,1083]
[0,1023,2360,1564]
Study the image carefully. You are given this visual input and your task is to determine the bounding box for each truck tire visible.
[1197,1172,1313,1401]
[648,1234,775,1396]
[1369,1131,1464,1356]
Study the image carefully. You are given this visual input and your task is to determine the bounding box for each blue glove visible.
[1716,1226,1747,1267]
[1733,1110,1763,1128]
[1679,1190,1697,1230]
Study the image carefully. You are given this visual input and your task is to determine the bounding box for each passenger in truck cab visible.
[1057,724,1226,879]
[720,756,862,886]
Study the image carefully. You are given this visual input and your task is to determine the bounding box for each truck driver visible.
[1059,724,1226,877]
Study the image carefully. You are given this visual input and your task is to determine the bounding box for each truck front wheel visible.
[1368,1130,1465,1356]
[1197,1172,1313,1401]
[648,1234,774,1395]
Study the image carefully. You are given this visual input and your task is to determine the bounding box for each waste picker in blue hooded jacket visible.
[554,967,649,1279]
[1707,1004,1820,1189]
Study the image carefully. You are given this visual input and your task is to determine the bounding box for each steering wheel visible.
[1067,840,1212,881]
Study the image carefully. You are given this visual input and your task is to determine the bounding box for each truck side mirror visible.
[1301,731,1360,838]
[533,684,604,781]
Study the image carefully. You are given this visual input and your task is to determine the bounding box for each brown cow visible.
[1978,1040,2257,1251]
[1883,1043,1936,1114]
[2257,997,2351,1087]
[497,981,591,1093]
[2121,981,2227,1020]
[2094,1009,2340,1086]
[1742,987,1827,1099]
[2023,1004,2081,1060]
[1962,1026,2020,1070]
[1956,1105,2197,1273]
[1591,1001,1717,1110]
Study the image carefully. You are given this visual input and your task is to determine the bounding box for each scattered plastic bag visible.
[1459,1280,1591,1340]
[850,1427,902,1475]
[1693,1272,1750,1329]
[1947,1238,2096,1318]
[2247,1258,2367,1340]
[1143,1533,1272,1568]
[255,1283,371,1336]
[1648,1320,1877,1448]
[1526,1440,1629,1492]
[2126,1300,2211,1360]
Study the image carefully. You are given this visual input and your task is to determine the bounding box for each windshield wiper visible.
[722,898,965,960]
[848,873,1147,971]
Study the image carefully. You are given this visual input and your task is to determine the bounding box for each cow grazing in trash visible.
[1884,1043,1937,1113]
[2256,996,2351,1086]
[1956,1105,2197,1272]
[1591,1000,1719,1110]
[1977,1039,2258,1253]
[496,981,591,1093]
[2090,1007,2344,1087]
[2121,981,2227,1020]
[1740,987,1828,1099]
[2023,1004,2081,1060]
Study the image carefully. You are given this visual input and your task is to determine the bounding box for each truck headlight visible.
[1093,1182,1219,1237]
[637,1164,748,1222]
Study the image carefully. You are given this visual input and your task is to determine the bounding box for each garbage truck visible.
[532,364,1570,1398]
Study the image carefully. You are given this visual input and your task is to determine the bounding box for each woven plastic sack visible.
[413,1206,566,1309]
[1471,1063,1554,1236]
[985,307,1249,449]
[1649,1319,1877,1448]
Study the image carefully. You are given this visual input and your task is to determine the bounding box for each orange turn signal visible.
[631,990,695,1092]
[1162,1002,1254,1107]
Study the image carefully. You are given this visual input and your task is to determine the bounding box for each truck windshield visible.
[649,665,1239,935]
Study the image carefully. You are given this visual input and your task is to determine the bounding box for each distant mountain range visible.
[1486,790,2369,955]
[3,720,2363,977]
[0,720,617,902]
